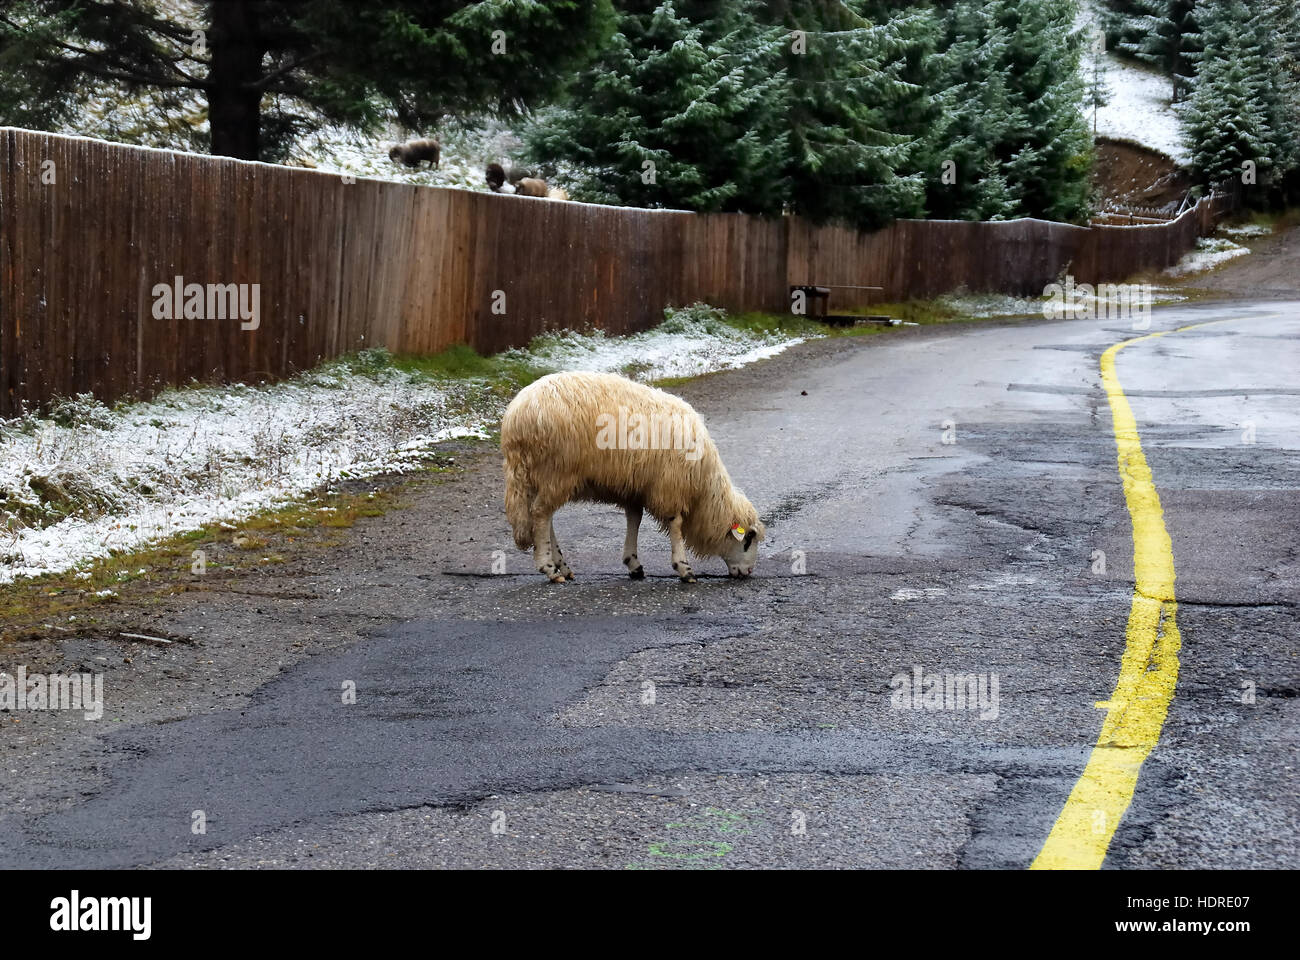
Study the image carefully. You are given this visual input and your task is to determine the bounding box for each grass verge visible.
[0,455,467,645]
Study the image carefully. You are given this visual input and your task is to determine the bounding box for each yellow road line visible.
[1031,319,1228,870]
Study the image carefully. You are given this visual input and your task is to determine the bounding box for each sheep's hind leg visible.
[549,517,574,580]
[531,510,567,583]
[668,514,695,583]
[623,507,645,579]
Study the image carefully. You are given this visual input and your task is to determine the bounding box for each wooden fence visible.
[0,128,1236,416]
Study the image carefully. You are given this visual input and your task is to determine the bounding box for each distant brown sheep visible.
[515,177,548,197]
[487,163,567,199]
[485,162,513,193]
[388,138,440,168]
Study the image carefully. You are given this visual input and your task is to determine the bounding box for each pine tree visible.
[925,0,1093,223]
[1185,0,1274,187]
[772,0,927,228]
[924,0,1018,220]
[1143,0,1300,200]
[854,1,946,220]
[1258,0,1300,196]
[525,1,789,213]
[0,0,616,162]
[995,0,1094,222]
[528,0,1100,225]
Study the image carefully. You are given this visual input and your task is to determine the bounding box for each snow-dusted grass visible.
[504,304,806,382]
[69,87,527,195]
[1220,223,1273,239]
[0,359,493,583]
[298,112,584,195]
[1162,237,1251,277]
[933,292,1047,319]
[1034,277,1190,317]
[0,306,804,583]
[936,285,1185,321]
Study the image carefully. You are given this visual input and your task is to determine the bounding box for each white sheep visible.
[501,371,764,583]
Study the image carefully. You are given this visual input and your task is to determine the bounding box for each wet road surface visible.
[3,300,1296,869]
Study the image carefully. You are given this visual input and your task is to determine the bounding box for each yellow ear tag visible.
[731,524,746,541]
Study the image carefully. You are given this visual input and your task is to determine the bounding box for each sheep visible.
[388,138,440,168]
[504,162,536,185]
[501,371,765,583]
[515,177,549,197]
[485,162,514,193]
[486,163,568,200]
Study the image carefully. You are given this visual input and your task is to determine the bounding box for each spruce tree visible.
[525,1,788,213]
[925,0,1018,220]
[0,0,616,162]
[926,0,1093,223]
[772,0,926,228]
[1183,0,1277,189]
[995,0,1094,222]
[1258,0,1300,196]
[527,0,1100,225]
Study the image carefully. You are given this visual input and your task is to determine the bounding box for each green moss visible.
[713,297,1036,346]
[388,344,549,388]
[0,481,425,645]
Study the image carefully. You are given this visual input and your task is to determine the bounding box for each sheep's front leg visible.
[623,506,645,579]
[549,517,574,580]
[669,514,695,583]
[532,511,567,583]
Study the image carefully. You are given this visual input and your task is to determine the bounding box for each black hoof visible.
[628,567,645,580]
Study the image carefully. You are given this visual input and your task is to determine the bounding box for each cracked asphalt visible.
[1,294,1296,870]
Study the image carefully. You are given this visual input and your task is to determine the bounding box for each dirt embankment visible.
[1188,220,1300,297]
[1092,138,1300,297]
[1092,137,1192,216]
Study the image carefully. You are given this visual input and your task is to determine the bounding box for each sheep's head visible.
[721,519,764,578]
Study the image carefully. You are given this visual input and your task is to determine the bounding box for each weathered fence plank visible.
[0,129,1234,416]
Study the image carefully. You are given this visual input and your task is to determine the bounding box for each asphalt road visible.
[2,298,1296,869]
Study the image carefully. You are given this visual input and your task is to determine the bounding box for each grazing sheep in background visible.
[515,177,549,197]
[388,138,440,168]
[487,163,568,200]
[501,371,764,583]
[504,163,535,185]
[485,162,514,193]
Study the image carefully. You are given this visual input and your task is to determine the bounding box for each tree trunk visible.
[208,0,263,160]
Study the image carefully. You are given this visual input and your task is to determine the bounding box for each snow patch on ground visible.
[934,292,1047,319]
[1163,237,1251,277]
[930,288,1189,320]
[1092,57,1188,164]
[1040,279,1186,319]
[1219,223,1273,238]
[505,307,806,382]
[890,587,949,601]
